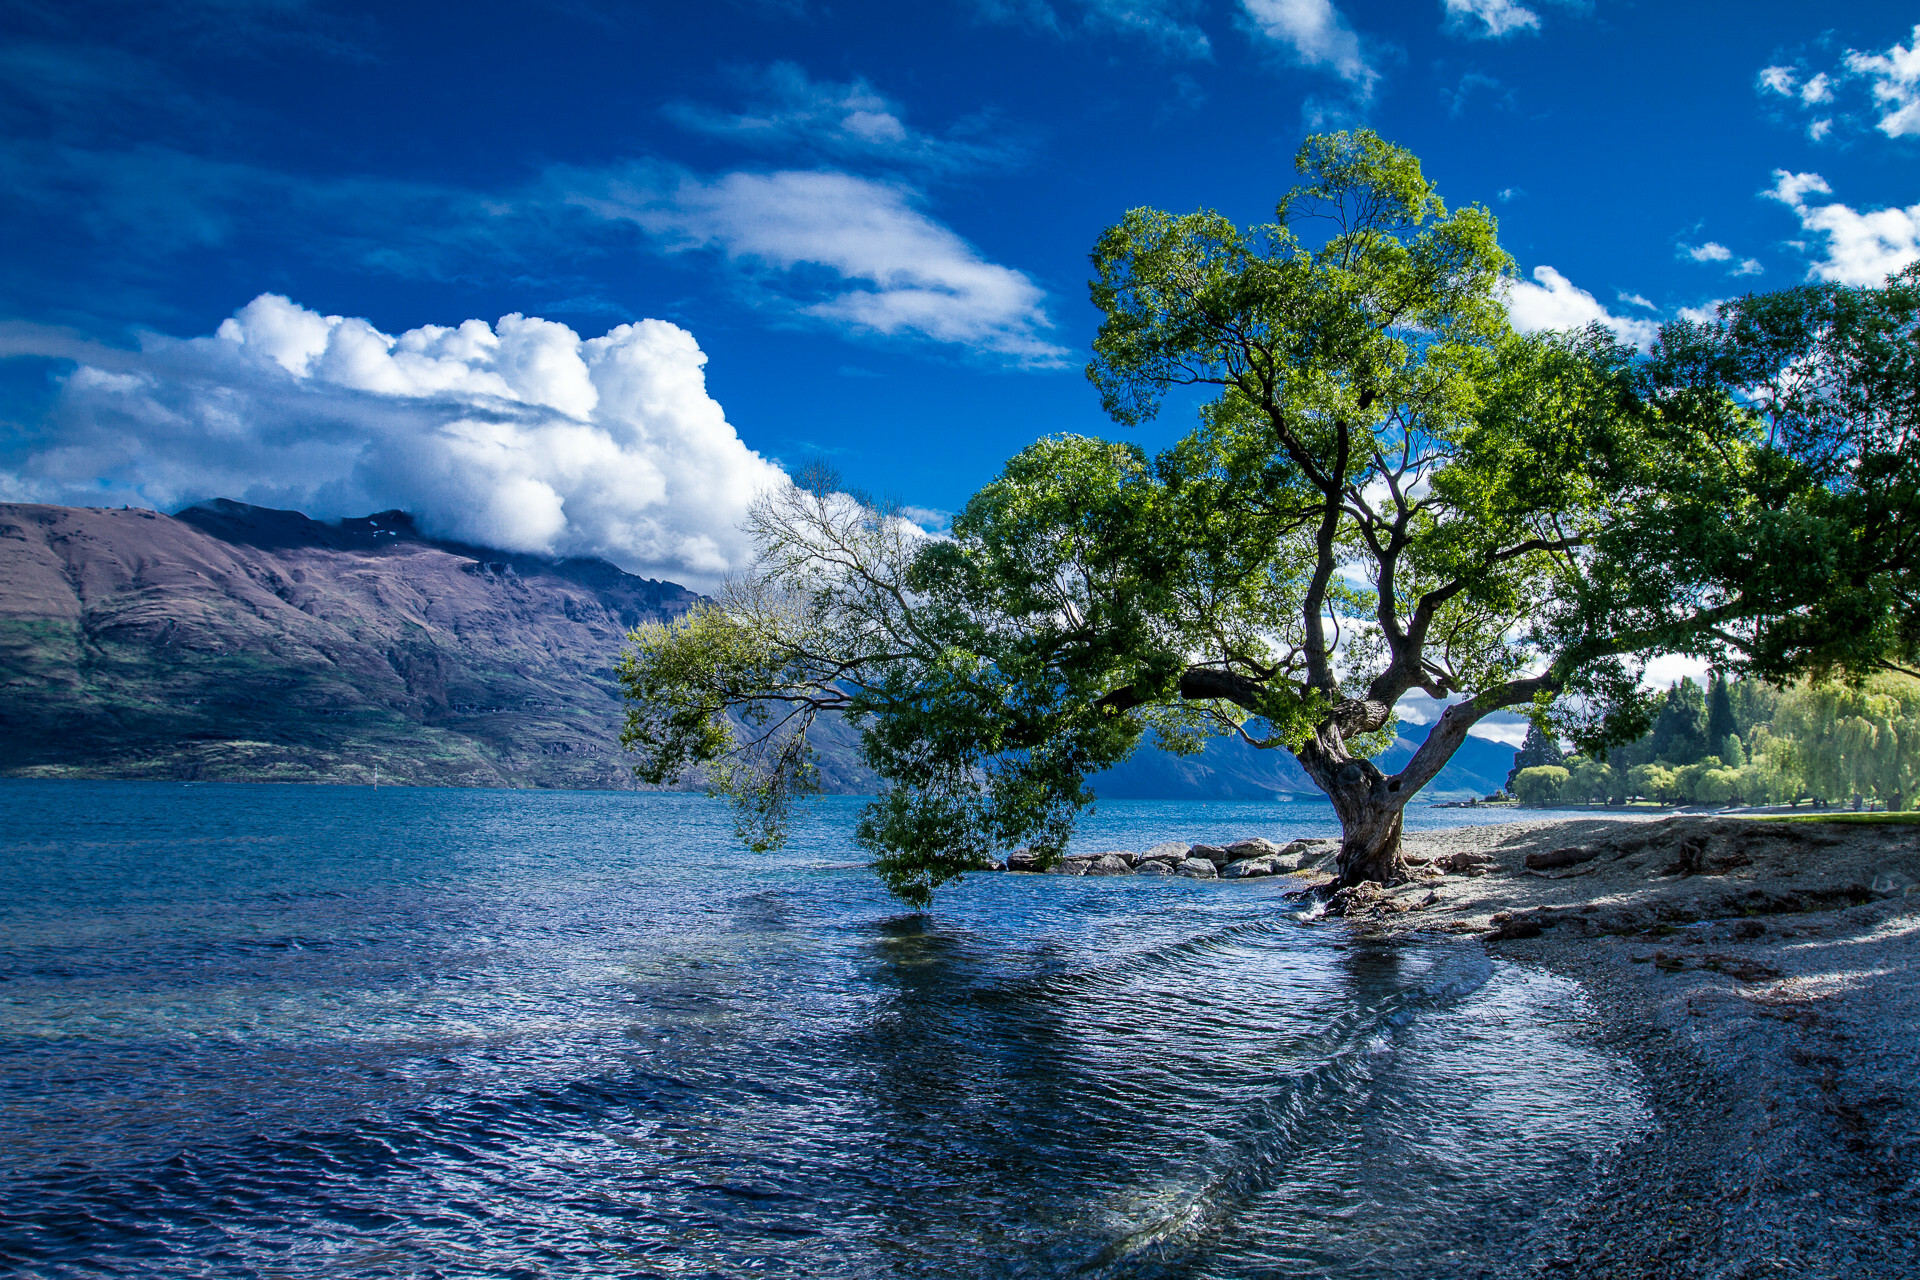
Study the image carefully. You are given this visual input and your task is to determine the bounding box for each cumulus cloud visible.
[1442,0,1540,39]
[567,166,1066,364]
[1767,169,1920,286]
[1505,265,1660,348]
[0,295,792,587]
[1846,25,1920,136]
[663,63,1015,173]
[1684,241,1732,262]
[1760,27,1920,140]
[1239,0,1377,95]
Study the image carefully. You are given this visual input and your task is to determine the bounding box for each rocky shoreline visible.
[1007,813,1920,1277]
[1000,836,1340,879]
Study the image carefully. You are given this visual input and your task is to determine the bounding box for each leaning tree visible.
[618,131,1915,904]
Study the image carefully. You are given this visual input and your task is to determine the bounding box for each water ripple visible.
[0,782,1646,1278]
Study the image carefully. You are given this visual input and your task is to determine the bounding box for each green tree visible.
[1628,762,1681,804]
[621,132,1916,900]
[1655,269,1920,684]
[1505,722,1563,793]
[1513,766,1570,806]
[1706,671,1737,755]
[1561,756,1617,806]
[1647,679,1709,765]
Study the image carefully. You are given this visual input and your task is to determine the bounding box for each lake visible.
[0,781,1647,1278]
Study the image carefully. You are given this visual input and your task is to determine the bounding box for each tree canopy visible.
[619,130,1918,904]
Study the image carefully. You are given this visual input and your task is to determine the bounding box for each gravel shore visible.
[1349,813,1920,1279]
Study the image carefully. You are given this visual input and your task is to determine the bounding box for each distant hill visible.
[1090,728,1516,803]
[0,500,862,788]
[0,499,1517,799]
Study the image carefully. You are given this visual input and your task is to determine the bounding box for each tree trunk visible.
[1301,749,1414,888]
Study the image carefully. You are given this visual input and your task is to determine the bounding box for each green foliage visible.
[1506,722,1563,792]
[1512,765,1569,805]
[1647,678,1709,765]
[1707,672,1737,756]
[618,132,1920,899]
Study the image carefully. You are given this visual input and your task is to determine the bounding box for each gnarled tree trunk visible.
[1294,700,1419,888]
[1297,744,1414,887]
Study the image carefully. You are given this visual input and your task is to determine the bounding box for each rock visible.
[1047,860,1089,876]
[1267,840,1329,872]
[1006,849,1044,873]
[1221,855,1279,879]
[1223,838,1284,861]
[1188,844,1231,867]
[1143,841,1188,861]
[1870,869,1917,898]
[1324,884,1410,918]
[1175,857,1218,879]
[1132,860,1174,876]
[1525,844,1602,870]
[1085,853,1132,876]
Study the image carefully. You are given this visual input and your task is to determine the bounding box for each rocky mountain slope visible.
[0,500,719,787]
[0,499,1515,798]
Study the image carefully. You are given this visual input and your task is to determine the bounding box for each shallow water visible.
[0,782,1647,1278]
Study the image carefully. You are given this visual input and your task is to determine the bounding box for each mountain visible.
[1090,728,1516,803]
[0,499,1517,800]
[0,500,840,788]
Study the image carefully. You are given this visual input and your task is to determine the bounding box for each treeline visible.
[1510,673,1920,811]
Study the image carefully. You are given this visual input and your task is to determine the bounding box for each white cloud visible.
[1505,266,1660,348]
[1082,0,1212,55]
[1675,300,1725,326]
[1684,241,1733,262]
[1442,0,1539,39]
[663,63,1013,172]
[1732,258,1764,277]
[1618,291,1656,310]
[0,295,793,587]
[1468,719,1529,748]
[1846,24,1920,136]
[973,0,1211,55]
[1641,652,1709,689]
[1239,0,1377,94]
[567,166,1066,364]
[1767,169,1920,286]
[1763,27,1920,139]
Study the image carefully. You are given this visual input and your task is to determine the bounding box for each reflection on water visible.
[0,783,1646,1278]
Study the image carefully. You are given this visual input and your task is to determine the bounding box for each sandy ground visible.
[1330,813,1920,1279]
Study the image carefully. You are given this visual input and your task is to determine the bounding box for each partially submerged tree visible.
[620,131,1916,902]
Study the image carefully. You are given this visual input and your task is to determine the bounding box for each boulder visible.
[1085,853,1132,876]
[1223,838,1284,861]
[1132,860,1175,876]
[1047,858,1090,875]
[1175,857,1219,879]
[1188,844,1231,867]
[1006,849,1044,873]
[1142,841,1188,862]
[1220,855,1279,879]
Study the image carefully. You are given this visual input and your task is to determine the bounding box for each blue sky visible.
[2,0,1918,586]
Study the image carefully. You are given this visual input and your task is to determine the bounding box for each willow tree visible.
[620,131,1905,903]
